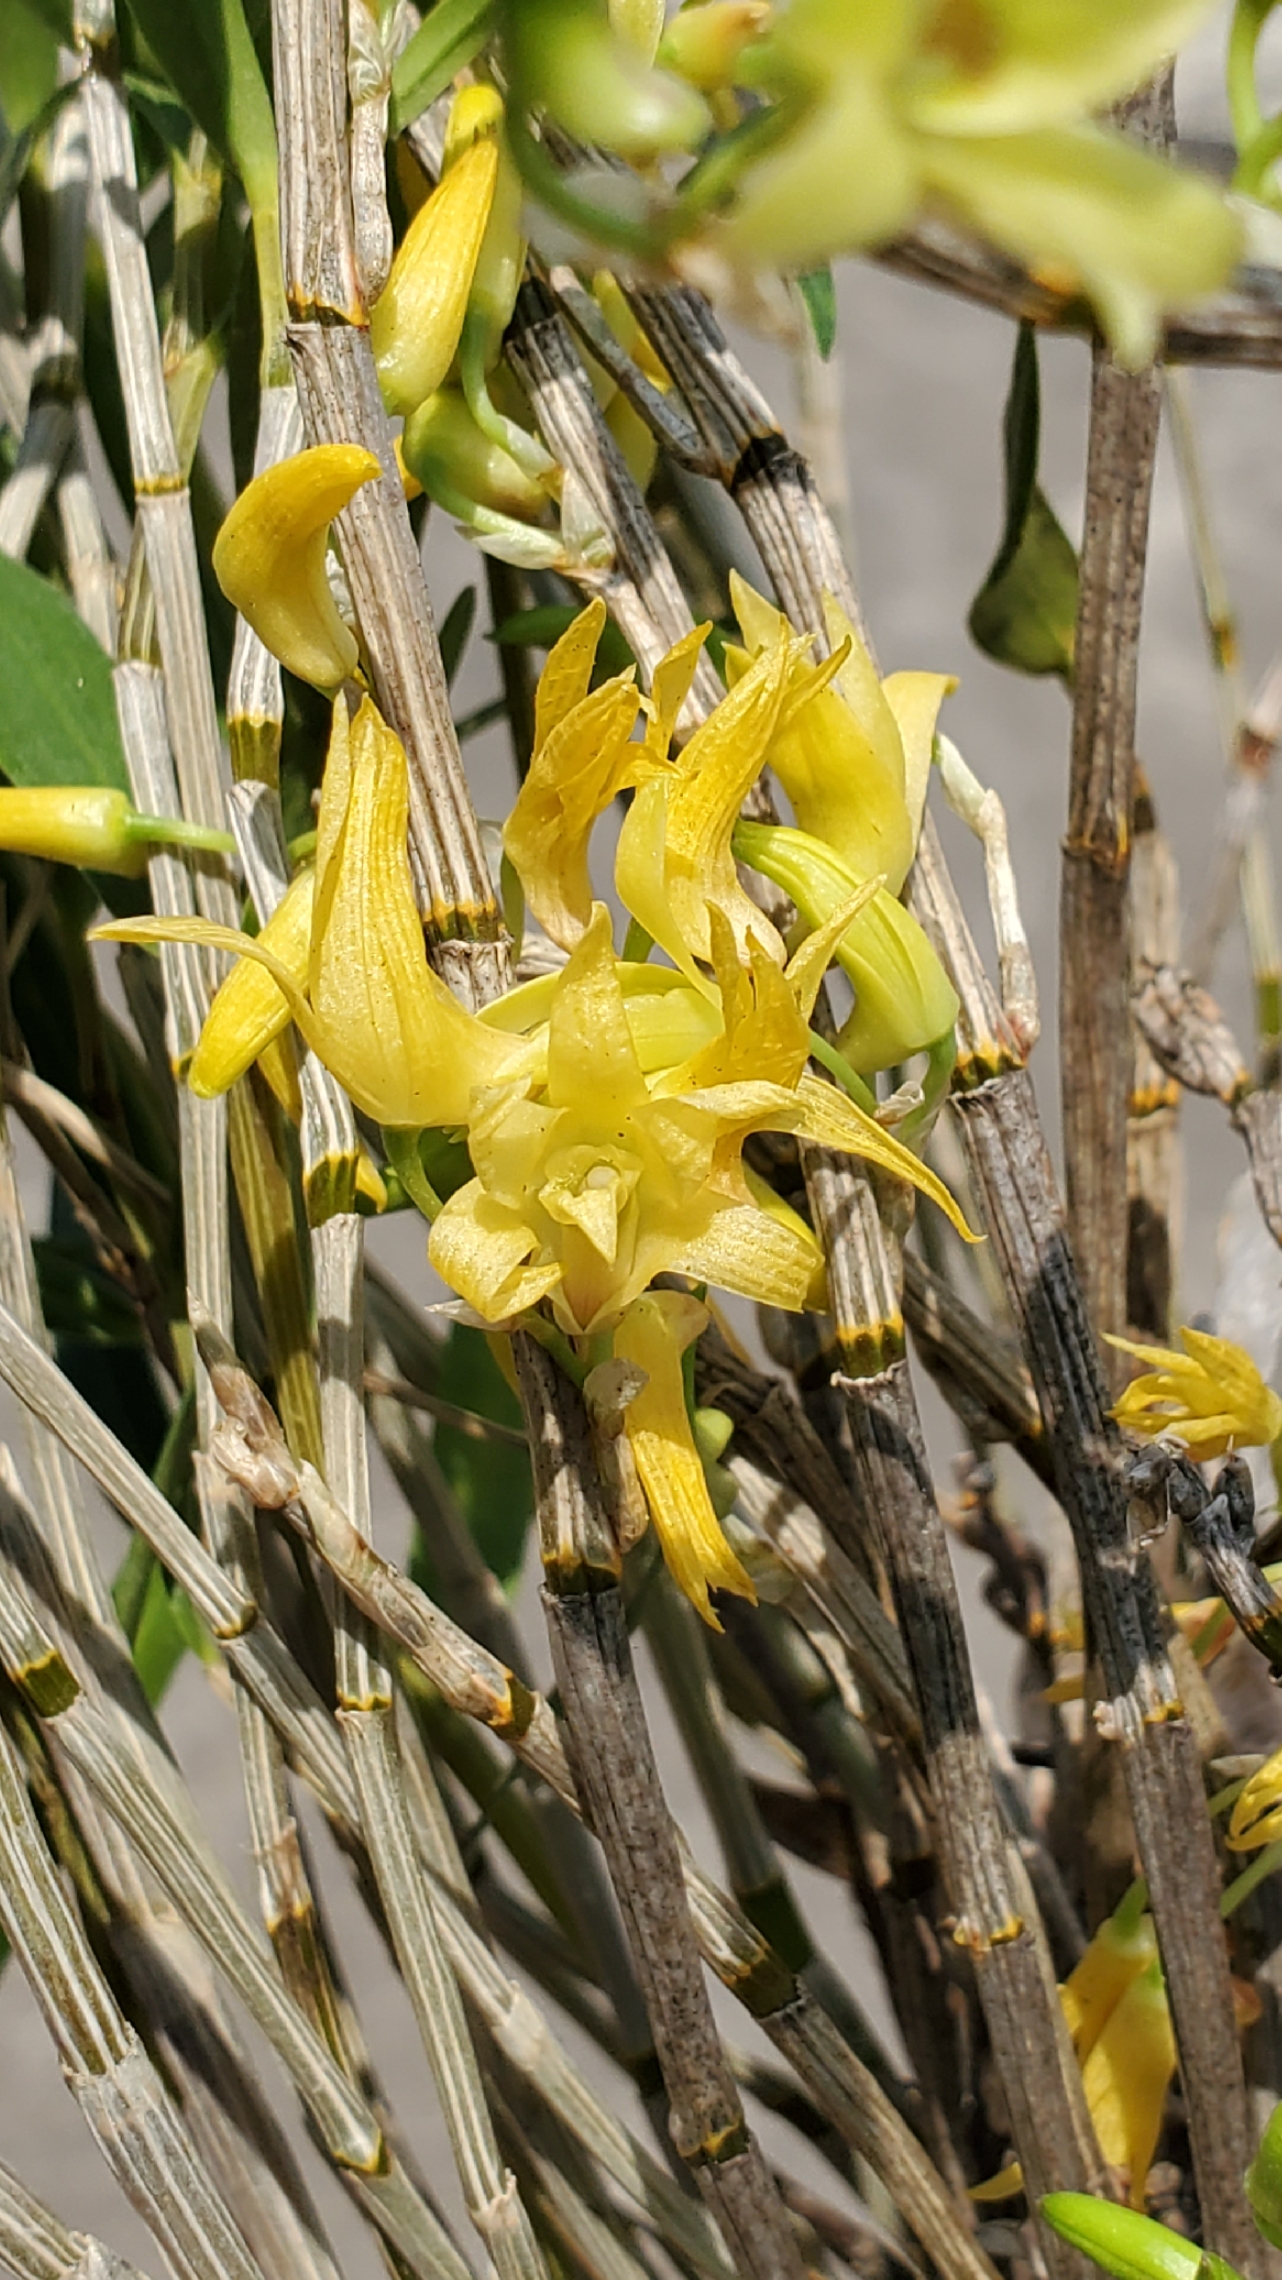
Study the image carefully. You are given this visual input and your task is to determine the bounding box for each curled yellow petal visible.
[504,672,641,947]
[189,868,315,1098]
[612,1289,755,1628]
[793,1072,978,1242]
[309,697,530,1126]
[370,133,498,417]
[212,444,380,690]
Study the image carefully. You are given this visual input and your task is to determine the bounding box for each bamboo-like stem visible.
[0,1701,263,2280]
[191,1323,1001,2280]
[1131,960,1282,1243]
[366,1330,657,2078]
[514,1337,807,2280]
[0,2154,153,2280]
[1126,784,1182,1339]
[1062,333,1163,1365]
[0,1544,472,2280]
[570,249,1268,2263]
[513,268,1097,2264]
[0,101,87,562]
[272,0,501,987]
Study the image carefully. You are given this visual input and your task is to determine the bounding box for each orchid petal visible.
[309,696,529,1126]
[189,867,315,1097]
[532,597,608,755]
[212,444,379,690]
[882,670,957,844]
[429,1180,563,1321]
[504,673,641,947]
[612,1290,755,1627]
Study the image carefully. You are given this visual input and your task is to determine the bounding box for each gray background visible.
[4,11,1282,2269]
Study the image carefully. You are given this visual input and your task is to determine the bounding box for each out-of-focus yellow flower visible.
[1228,1746,1282,1852]
[701,0,1239,371]
[977,1896,1173,2209]
[0,787,231,877]
[658,2,770,92]
[212,445,380,690]
[502,0,710,159]
[1108,1326,1282,1458]
[370,100,499,418]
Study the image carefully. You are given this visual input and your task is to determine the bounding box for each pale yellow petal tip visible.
[213,445,380,690]
[1106,1325,1282,1455]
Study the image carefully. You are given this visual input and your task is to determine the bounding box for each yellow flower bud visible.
[212,445,380,690]
[1081,1958,1175,2206]
[401,389,550,521]
[658,1,769,91]
[1059,1891,1157,2059]
[370,129,498,417]
[0,787,229,877]
[735,818,959,1077]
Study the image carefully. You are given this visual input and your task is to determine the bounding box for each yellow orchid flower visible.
[99,697,537,1129]
[735,817,959,1079]
[613,632,813,979]
[429,899,971,1340]
[1228,1746,1282,1852]
[503,605,643,949]
[1107,1326,1282,1459]
[96,673,974,1623]
[212,444,380,690]
[370,92,500,419]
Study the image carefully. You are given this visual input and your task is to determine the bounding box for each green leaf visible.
[391,0,497,137]
[440,585,477,688]
[118,0,277,212]
[433,1326,532,1590]
[0,0,60,138]
[492,604,636,678]
[0,555,130,794]
[968,322,1077,682]
[796,264,837,359]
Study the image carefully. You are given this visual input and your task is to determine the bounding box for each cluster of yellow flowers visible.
[106,434,977,1621]
[496,0,1242,374]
